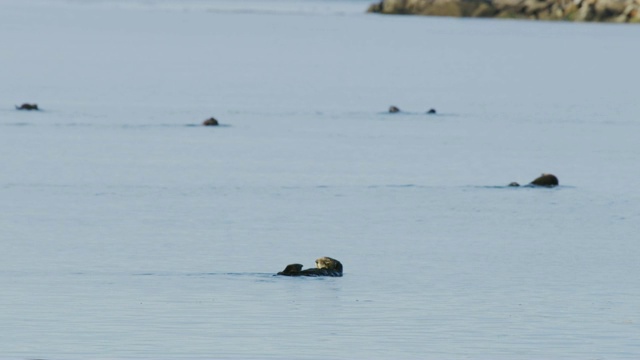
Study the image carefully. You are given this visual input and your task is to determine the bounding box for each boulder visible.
[522,0,552,16]
[472,2,500,17]
[594,0,628,20]
[389,105,401,113]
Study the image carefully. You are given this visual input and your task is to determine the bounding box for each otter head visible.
[315,257,343,273]
[16,103,38,110]
[530,173,559,187]
[203,117,219,126]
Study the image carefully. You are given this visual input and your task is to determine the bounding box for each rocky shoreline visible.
[367,0,640,22]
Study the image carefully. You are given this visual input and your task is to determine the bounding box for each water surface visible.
[1,0,640,358]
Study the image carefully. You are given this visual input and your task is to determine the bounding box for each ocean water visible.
[1,0,640,358]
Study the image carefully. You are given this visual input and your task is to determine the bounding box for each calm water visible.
[1,0,640,358]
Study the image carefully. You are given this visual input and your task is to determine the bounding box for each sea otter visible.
[277,257,343,277]
[530,173,559,187]
[202,117,219,126]
[388,106,400,113]
[16,103,39,110]
[508,173,559,187]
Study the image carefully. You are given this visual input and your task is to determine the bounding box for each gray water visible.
[1,0,640,358]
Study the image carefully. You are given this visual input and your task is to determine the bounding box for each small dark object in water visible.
[427,108,436,114]
[279,264,304,274]
[202,117,219,126]
[16,103,39,110]
[509,174,559,187]
[277,257,343,277]
[530,173,559,187]
[388,106,400,113]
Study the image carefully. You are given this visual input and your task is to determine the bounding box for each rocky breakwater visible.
[367,0,640,22]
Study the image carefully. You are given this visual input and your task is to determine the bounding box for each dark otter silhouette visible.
[530,173,558,187]
[16,103,39,110]
[388,106,400,113]
[277,257,343,277]
[427,108,436,114]
[202,117,219,126]
[509,173,559,187]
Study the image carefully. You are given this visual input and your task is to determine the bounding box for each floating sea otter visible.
[277,257,343,277]
[202,117,219,126]
[509,173,559,187]
[16,103,39,110]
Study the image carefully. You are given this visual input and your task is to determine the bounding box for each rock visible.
[382,0,409,13]
[389,105,400,113]
[16,103,39,110]
[423,0,464,17]
[594,0,627,20]
[575,0,597,21]
[472,2,500,17]
[562,2,580,20]
[367,2,383,12]
[630,6,640,21]
[367,0,640,22]
[427,108,436,114]
[202,117,219,126]
[530,173,559,187]
[522,0,552,16]
[277,257,343,277]
[508,182,521,187]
